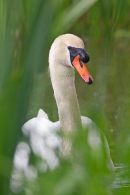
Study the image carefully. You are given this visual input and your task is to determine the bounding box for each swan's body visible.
[22,34,114,175]
[22,109,114,173]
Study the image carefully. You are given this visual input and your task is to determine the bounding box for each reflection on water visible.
[11,139,130,194]
[111,164,130,189]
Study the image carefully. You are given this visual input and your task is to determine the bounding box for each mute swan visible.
[22,34,114,174]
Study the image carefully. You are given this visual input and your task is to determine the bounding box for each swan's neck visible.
[50,64,83,133]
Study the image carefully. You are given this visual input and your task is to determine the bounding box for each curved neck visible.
[50,64,83,133]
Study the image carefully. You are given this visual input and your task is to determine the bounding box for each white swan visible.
[22,34,114,175]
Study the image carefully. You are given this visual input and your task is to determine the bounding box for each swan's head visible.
[49,34,93,85]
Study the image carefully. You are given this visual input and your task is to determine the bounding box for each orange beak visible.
[72,55,93,85]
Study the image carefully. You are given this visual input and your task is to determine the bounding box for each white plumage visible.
[22,109,114,173]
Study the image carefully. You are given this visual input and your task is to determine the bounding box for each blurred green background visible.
[0,0,130,194]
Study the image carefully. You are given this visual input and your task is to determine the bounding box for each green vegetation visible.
[0,0,130,194]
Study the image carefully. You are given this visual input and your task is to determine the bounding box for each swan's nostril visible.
[87,77,93,85]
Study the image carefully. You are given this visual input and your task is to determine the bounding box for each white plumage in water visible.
[22,34,114,174]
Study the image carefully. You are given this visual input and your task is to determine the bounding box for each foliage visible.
[0,0,130,194]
